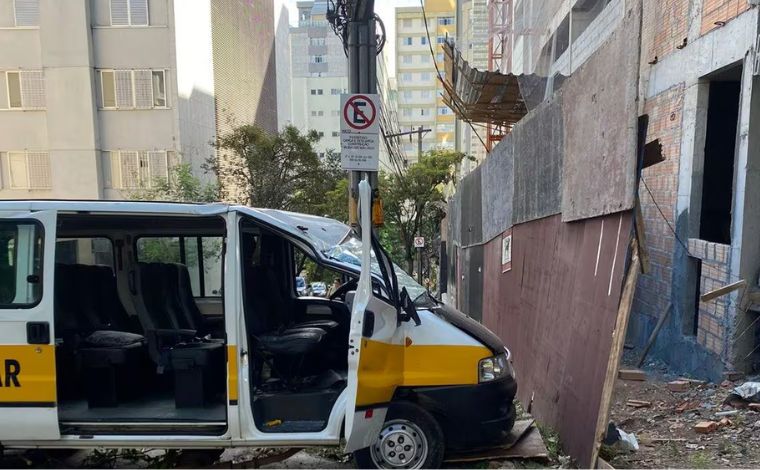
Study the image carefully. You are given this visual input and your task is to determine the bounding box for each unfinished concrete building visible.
[442,0,760,465]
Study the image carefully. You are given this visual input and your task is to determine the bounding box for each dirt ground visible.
[604,359,760,468]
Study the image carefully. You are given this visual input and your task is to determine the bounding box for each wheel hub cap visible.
[371,420,428,469]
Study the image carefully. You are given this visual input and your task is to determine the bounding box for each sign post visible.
[341,94,381,172]
[414,236,425,284]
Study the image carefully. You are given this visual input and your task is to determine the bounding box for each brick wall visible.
[701,0,751,36]
[643,0,690,63]
[632,84,686,327]
[689,238,732,360]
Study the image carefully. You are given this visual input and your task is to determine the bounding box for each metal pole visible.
[347,20,360,227]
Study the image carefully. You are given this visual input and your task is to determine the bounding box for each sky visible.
[277,0,420,77]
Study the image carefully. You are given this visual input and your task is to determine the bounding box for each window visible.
[309,37,326,46]
[102,150,174,189]
[402,73,412,82]
[402,18,412,28]
[402,108,412,117]
[6,151,51,189]
[436,52,444,62]
[0,221,43,307]
[421,72,431,81]
[437,36,446,44]
[56,238,114,269]
[330,109,339,117]
[438,17,454,25]
[110,0,149,26]
[420,54,430,63]
[403,90,412,100]
[318,110,324,116]
[13,0,39,26]
[420,90,431,99]
[317,89,323,95]
[420,36,427,45]
[331,88,341,95]
[403,55,413,64]
[403,37,413,46]
[311,111,317,116]
[318,131,324,137]
[99,69,167,109]
[5,71,45,109]
[420,108,429,116]
[136,236,224,297]
[311,89,317,95]
[311,55,324,63]
[332,131,339,137]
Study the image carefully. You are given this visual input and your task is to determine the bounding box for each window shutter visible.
[119,151,139,188]
[133,70,153,108]
[138,151,150,186]
[148,151,168,185]
[8,152,28,189]
[101,71,116,108]
[26,152,51,189]
[128,0,149,25]
[110,0,129,25]
[114,70,133,108]
[14,0,39,26]
[20,71,45,109]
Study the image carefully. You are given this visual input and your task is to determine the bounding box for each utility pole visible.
[328,0,380,228]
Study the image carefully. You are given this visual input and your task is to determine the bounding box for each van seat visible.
[54,263,148,407]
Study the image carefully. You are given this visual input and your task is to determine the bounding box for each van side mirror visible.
[398,287,421,326]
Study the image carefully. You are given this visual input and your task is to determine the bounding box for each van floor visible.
[59,392,226,424]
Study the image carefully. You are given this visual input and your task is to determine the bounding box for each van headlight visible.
[478,351,514,383]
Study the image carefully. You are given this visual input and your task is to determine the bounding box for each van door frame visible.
[0,210,60,441]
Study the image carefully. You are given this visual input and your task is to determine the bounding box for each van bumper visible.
[396,375,518,451]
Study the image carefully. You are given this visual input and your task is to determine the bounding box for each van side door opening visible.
[239,219,354,434]
[52,213,229,436]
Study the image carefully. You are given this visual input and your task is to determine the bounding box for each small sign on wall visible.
[502,229,512,273]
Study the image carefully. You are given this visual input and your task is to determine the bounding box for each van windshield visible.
[324,235,428,304]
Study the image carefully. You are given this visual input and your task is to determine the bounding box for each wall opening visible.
[699,67,742,244]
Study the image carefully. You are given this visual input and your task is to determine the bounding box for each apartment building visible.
[0,0,276,201]
[395,0,456,162]
[288,0,347,157]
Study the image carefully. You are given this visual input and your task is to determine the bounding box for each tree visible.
[210,124,334,209]
[380,150,467,274]
[128,163,219,203]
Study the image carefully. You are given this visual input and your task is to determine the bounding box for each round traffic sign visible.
[343,95,377,130]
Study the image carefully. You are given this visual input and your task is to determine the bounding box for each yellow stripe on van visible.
[227,345,239,404]
[0,345,56,405]
[357,340,491,407]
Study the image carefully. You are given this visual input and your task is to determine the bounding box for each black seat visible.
[138,262,224,407]
[173,263,224,338]
[54,263,147,407]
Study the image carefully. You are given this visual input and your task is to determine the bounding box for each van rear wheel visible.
[354,402,444,469]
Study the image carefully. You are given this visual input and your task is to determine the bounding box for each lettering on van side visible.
[0,359,21,387]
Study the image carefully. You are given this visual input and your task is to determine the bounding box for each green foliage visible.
[128,163,219,203]
[210,125,335,209]
[379,149,466,274]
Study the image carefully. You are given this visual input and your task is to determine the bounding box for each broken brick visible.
[619,369,646,381]
[749,403,760,412]
[719,417,733,427]
[626,399,652,408]
[675,400,700,413]
[668,380,690,392]
[694,421,718,434]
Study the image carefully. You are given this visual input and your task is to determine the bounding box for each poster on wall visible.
[502,229,512,273]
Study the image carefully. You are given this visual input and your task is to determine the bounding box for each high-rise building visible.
[274,0,292,129]
[0,0,277,200]
[288,0,348,157]
[395,0,456,162]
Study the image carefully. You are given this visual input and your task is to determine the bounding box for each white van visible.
[0,186,516,468]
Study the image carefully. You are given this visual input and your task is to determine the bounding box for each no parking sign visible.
[340,94,380,171]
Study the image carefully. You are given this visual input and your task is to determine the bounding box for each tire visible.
[353,402,445,469]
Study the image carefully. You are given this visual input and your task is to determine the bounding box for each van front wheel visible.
[354,402,444,469]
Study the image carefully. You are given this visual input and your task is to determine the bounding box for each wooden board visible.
[444,421,548,463]
[482,211,634,468]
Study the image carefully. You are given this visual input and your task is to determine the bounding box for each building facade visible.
[0,0,277,201]
[288,0,347,157]
[395,0,456,162]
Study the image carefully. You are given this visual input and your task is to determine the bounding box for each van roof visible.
[0,199,353,252]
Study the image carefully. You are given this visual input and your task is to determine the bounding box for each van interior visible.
[53,212,357,436]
